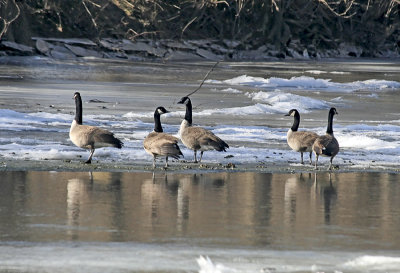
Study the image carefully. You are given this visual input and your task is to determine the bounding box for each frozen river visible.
[0,57,400,272]
[0,57,399,171]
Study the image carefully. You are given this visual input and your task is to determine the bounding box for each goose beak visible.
[284,113,290,116]
[177,96,188,104]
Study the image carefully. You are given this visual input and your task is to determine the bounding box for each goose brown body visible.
[312,107,339,170]
[180,121,228,152]
[285,109,318,164]
[69,92,123,164]
[143,106,183,168]
[178,97,229,163]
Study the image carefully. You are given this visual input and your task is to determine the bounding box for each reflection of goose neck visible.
[291,110,300,131]
[74,94,83,125]
[184,99,192,125]
[154,110,163,133]
[326,110,335,135]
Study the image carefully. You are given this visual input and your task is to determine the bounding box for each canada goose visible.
[285,109,318,164]
[312,107,339,170]
[143,106,183,168]
[70,92,123,164]
[177,96,229,163]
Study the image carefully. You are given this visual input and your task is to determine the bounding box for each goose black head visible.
[330,107,338,116]
[285,109,298,117]
[177,96,190,105]
[156,106,169,115]
[73,92,81,99]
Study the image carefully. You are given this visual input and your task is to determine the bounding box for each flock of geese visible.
[69,92,339,170]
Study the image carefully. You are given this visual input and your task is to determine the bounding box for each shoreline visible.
[1,158,399,174]
[1,38,400,63]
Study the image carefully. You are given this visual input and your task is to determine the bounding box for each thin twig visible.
[181,16,197,39]
[82,0,98,29]
[0,0,20,39]
[317,0,356,18]
[185,61,220,97]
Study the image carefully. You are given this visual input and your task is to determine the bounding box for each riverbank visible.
[1,37,400,63]
[0,157,399,174]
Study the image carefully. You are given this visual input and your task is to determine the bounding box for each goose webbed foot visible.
[85,159,92,164]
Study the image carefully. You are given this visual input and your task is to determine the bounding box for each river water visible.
[0,57,400,272]
[1,171,400,272]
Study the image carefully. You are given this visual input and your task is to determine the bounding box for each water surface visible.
[1,171,400,272]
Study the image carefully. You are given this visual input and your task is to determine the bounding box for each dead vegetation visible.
[1,0,400,56]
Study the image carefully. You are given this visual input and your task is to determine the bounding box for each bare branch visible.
[126,29,161,40]
[317,0,356,18]
[0,0,20,39]
[185,61,221,97]
[82,0,98,29]
[181,16,197,39]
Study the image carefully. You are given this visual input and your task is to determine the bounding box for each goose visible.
[143,106,183,168]
[69,92,123,164]
[177,96,229,163]
[285,109,318,164]
[312,107,339,170]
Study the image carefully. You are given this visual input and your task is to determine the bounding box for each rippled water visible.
[1,171,400,272]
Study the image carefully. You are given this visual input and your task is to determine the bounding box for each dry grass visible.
[1,0,399,55]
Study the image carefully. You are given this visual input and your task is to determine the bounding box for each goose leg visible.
[314,154,319,170]
[309,152,313,165]
[328,156,335,171]
[152,156,156,169]
[193,150,198,163]
[165,156,169,168]
[300,152,304,164]
[85,148,95,164]
[199,151,204,163]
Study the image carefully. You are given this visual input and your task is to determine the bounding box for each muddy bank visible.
[0,158,398,174]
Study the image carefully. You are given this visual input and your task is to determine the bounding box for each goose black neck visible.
[184,99,192,125]
[74,95,83,125]
[291,111,300,131]
[154,111,163,133]
[326,111,334,135]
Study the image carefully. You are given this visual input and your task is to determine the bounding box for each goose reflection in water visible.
[314,173,337,224]
[66,172,123,240]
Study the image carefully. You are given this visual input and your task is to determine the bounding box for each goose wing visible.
[289,131,318,151]
[313,135,339,156]
[90,127,123,148]
[144,132,183,158]
[71,124,123,149]
[184,126,229,151]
